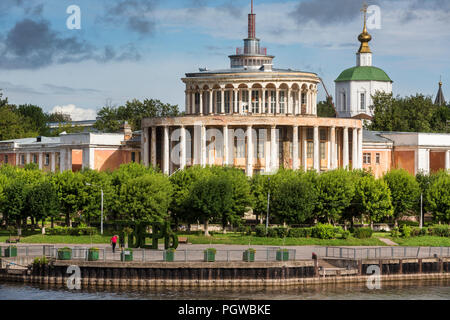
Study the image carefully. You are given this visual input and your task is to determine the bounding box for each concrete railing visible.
[318,246,450,259]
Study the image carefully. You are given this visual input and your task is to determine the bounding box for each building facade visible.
[0,123,140,172]
[141,3,364,176]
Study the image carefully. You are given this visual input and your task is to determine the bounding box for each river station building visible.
[141,3,363,176]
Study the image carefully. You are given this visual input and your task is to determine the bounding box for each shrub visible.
[47,226,97,236]
[428,225,450,237]
[267,227,278,238]
[204,248,216,254]
[275,227,289,238]
[33,256,48,266]
[334,226,344,234]
[353,227,373,239]
[312,223,336,239]
[398,220,419,227]
[288,227,313,238]
[341,230,351,239]
[255,224,267,237]
[88,247,99,252]
[411,227,427,237]
[399,225,411,238]
[390,227,401,238]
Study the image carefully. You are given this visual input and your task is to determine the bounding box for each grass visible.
[0,234,112,244]
[385,236,450,247]
[177,233,387,246]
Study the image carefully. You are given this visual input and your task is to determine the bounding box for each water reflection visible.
[0,280,449,300]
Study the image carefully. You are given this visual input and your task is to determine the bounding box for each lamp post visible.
[266,177,270,236]
[86,183,104,235]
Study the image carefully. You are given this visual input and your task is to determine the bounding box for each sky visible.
[0,0,449,121]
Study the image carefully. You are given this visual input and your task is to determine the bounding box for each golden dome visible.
[358,4,372,54]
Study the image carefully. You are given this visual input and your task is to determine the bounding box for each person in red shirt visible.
[111,235,118,253]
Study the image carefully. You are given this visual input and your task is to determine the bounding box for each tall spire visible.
[435,78,446,106]
[248,0,256,39]
[358,2,372,54]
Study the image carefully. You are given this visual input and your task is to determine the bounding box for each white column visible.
[180,126,186,170]
[201,125,207,167]
[352,128,358,170]
[209,90,213,114]
[302,127,307,171]
[38,152,43,170]
[223,125,229,165]
[358,128,363,169]
[151,127,157,167]
[248,88,252,113]
[51,152,56,172]
[287,88,291,114]
[313,126,320,171]
[270,125,277,172]
[142,127,149,166]
[446,150,450,170]
[234,89,238,114]
[15,153,19,167]
[262,88,266,114]
[82,147,95,170]
[59,149,66,172]
[275,89,280,114]
[247,125,253,176]
[330,126,336,169]
[26,153,31,164]
[343,127,349,169]
[163,126,169,174]
[220,89,225,114]
[67,149,72,171]
[191,92,196,114]
[239,89,243,114]
[292,126,299,170]
[199,90,203,115]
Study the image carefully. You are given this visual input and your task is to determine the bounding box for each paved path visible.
[378,238,398,246]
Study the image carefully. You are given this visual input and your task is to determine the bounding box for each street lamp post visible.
[266,177,270,236]
[86,183,104,235]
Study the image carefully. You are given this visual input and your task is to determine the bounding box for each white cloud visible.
[51,104,97,121]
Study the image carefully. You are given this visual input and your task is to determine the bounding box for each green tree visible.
[0,105,38,140]
[17,104,50,136]
[317,99,336,117]
[53,170,85,226]
[2,178,29,228]
[250,174,270,223]
[189,174,233,236]
[26,179,59,227]
[383,169,420,226]
[353,175,393,227]
[95,99,180,132]
[425,172,450,223]
[315,169,355,225]
[118,173,172,224]
[271,171,317,225]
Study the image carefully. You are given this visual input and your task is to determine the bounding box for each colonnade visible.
[142,124,363,176]
[185,86,317,116]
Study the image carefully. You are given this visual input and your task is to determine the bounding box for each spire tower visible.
[435,78,446,106]
[356,2,373,66]
[248,0,256,38]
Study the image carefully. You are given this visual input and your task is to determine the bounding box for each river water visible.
[0,280,449,300]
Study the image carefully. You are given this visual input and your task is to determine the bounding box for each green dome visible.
[335,66,392,82]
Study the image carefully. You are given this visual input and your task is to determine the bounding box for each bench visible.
[6,238,20,244]
[178,237,189,244]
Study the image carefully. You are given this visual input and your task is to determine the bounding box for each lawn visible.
[387,236,450,247]
[177,233,387,246]
[0,234,112,244]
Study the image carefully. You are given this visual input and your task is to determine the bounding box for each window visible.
[376,153,380,164]
[307,142,314,159]
[363,153,371,164]
[33,154,37,164]
[235,136,245,158]
[307,128,313,140]
[279,91,285,113]
[251,90,259,113]
[301,92,307,105]
[320,128,327,141]
[194,92,200,113]
[320,142,326,160]
[131,152,136,162]
[255,130,265,159]
[342,92,346,111]
[4,155,8,164]
[45,154,50,166]
[224,90,231,113]
[270,91,276,113]
[216,91,222,113]
[360,93,366,110]
[241,90,248,112]
[21,155,25,165]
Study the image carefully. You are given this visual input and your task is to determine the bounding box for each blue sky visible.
[0,0,449,120]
